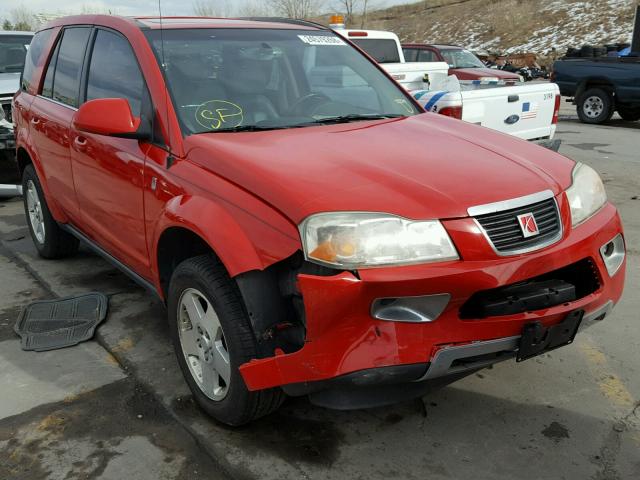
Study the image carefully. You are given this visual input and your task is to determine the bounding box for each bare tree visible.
[268,0,319,19]
[335,0,360,26]
[237,1,275,17]
[361,0,378,28]
[78,4,117,14]
[193,0,233,17]
[9,6,38,31]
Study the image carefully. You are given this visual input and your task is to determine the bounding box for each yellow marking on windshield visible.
[196,100,244,130]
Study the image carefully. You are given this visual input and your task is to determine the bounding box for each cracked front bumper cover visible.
[239,203,625,392]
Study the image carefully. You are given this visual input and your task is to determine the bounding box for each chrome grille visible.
[475,197,561,254]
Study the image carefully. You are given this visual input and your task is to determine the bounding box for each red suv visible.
[15,16,625,425]
[402,44,522,83]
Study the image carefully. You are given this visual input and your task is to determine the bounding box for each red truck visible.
[15,15,625,425]
[402,43,522,83]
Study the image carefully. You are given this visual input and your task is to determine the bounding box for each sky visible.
[1,0,413,22]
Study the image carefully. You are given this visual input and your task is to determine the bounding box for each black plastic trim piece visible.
[307,369,476,410]
[282,363,429,397]
[61,224,160,298]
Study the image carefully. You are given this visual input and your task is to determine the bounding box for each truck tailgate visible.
[461,83,559,141]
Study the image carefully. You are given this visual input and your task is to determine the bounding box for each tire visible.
[577,88,614,124]
[580,45,594,57]
[594,47,607,57]
[167,254,285,426]
[617,106,640,121]
[22,164,79,259]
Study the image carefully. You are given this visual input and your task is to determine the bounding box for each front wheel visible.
[22,164,79,259]
[168,254,284,426]
[576,88,614,124]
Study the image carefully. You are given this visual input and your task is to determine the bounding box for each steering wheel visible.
[288,93,331,116]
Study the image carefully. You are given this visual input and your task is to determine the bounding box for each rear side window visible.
[418,50,436,62]
[41,40,59,98]
[86,29,145,116]
[350,38,401,64]
[402,48,418,62]
[48,27,91,107]
[20,31,49,91]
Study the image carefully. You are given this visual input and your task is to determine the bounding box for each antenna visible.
[158,0,172,163]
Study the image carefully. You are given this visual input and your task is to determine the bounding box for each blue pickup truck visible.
[552,57,640,124]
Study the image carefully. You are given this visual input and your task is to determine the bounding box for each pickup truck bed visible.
[337,27,560,143]
[552,56,640,124]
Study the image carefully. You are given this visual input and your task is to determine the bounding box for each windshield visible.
[440,48,485,69]
[349,38,401,64]
[0,35,32,73]
[145,28,418,134]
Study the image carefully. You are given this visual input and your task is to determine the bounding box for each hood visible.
[184,114,573,224]
[452,67,521,81]
[0,73,20,97]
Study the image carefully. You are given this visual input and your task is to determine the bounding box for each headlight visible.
[565,163,607,227]
[299,212,459,269]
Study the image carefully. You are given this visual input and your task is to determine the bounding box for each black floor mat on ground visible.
[14,293,108,351]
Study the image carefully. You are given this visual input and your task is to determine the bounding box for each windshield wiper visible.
[195,114,405,133]
[196,124,294,134]
[307,114,405,125]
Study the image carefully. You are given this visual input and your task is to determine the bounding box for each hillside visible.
[356,0,638,54]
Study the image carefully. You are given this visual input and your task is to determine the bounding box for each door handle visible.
[508,95,520,103]
[30,117,40,125]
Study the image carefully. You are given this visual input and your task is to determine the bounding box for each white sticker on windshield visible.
[298,35,346,46]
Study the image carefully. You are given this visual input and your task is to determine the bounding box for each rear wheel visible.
[168,254,284,426]
[577,88,614,124]
[22,164,79,259]
[617,106,640,122]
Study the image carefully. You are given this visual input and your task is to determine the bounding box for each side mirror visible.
[73,98,142,138]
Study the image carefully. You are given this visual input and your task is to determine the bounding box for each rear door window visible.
[85,29,145,116]
[50,27,91,107]
[41,40,60,98]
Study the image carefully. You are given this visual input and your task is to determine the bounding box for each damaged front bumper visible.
[239,201,625,407]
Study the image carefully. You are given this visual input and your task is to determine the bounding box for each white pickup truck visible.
[336,28,561,149]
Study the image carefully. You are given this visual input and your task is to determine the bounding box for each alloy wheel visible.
[26,180,45,244]
[178,288,231,401]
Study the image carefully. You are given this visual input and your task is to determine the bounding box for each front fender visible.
[152,194,300,283]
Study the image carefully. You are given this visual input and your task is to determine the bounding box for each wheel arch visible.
[15,143,70,222]
[152,194,298,299]
[575,77,616,101]
[16,146,33,176]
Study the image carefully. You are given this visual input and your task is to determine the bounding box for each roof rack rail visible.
[238,17,329,30]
